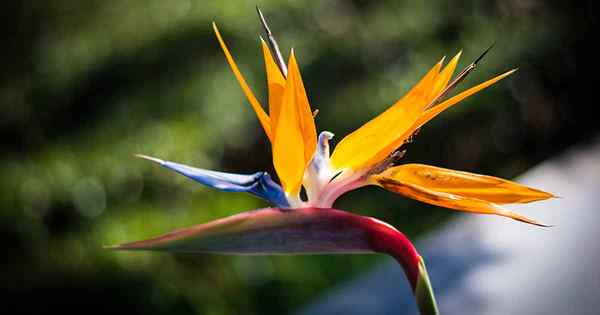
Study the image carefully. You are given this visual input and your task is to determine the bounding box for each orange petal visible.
[373,69,518,163]
[287,51,317,164]
[261,39,286,132]
[415,69,517,131]
[379,164,555,204]
[372,175,547,226]
[213,22,272,140]
[405,57,445,110]
[428,51,461,101]
[271,52,307,195]
[330,58,445,171]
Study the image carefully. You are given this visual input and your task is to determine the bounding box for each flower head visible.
[109,9,555,315]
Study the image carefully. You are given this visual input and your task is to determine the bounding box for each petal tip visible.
[513,215,551,227]
[541,191,559,201]
[437,56,446,67]
[135,154,165,165]
[452,50,463,63]
[289,48,296,60]
[521,188,557,203]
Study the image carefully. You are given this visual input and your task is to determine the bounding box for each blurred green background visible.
[2,1,595,314]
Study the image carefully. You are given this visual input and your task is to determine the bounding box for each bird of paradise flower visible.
[108,8,555,315]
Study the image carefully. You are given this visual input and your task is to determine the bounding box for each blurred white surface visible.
[298,138,600,315]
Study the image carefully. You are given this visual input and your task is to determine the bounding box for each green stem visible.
[415,256,440,315]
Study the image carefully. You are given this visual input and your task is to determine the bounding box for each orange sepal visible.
[379,164,555,204]
[415,69,517,131]
[372,173,548,226]
[287,51,317,164]
[330,58,445,171]
[261,39,286,132]
[213,22,272,140]
[271,51,316,195]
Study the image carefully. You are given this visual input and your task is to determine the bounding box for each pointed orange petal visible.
[428,51,461,100]
[373,69,517,162]
[373,175,547,226]
[415,69,517,131]
[288,51,317,163]
[272,52,306,195]
[406,57,445,111]
[330,58,445,171]
[261,39,286,131]
[379,164,555,204]
[213,22,272,140]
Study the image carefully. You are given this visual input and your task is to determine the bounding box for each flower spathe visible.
[110,17,555,315]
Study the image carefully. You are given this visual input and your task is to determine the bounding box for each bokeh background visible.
[2,1,597,314]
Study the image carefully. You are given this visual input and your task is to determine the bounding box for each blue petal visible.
[137,155,289,207]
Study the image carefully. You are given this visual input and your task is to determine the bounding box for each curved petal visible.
[372,175,548,226]
[330,58,444,172]
[137,155,288,207]
[379,164,555,204]
[213,22,272,140]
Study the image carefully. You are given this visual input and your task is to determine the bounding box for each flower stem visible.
[415,256,440,315]
[364,220,440,314]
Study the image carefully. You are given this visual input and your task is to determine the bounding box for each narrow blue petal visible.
[137,155,289,207]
